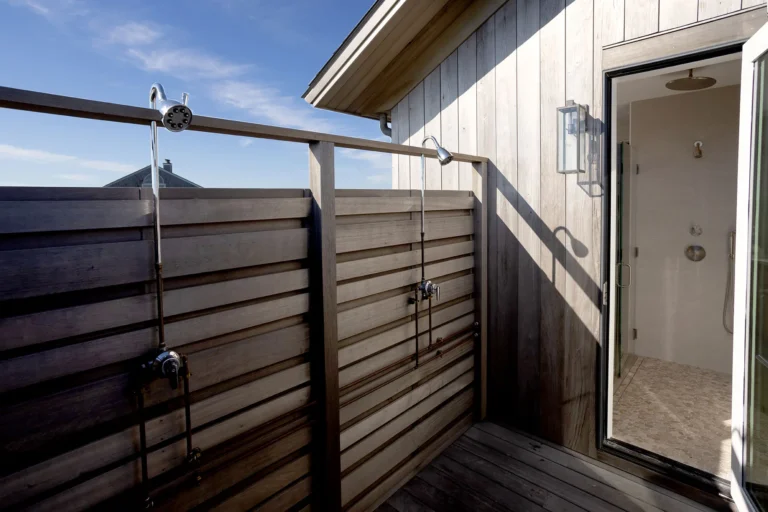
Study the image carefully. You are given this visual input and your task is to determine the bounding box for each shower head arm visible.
[422,135,440,150]
[149,83,168,107]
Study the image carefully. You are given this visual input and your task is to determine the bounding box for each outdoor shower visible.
[411,136,453,367]
[135,83,198,508]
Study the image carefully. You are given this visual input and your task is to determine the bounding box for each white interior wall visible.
[629,85,739,374]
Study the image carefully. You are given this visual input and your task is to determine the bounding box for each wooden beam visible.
[0,86,486,163]
[473,161,488,420]
[308,141,341,510]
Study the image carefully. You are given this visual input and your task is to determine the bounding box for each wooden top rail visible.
[0,86,487,164]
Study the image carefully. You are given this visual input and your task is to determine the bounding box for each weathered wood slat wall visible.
[0,187,314,511]
[335,189,478,510]
[391,0,603,457]
[603,0,764,45]
[0,186,482,511]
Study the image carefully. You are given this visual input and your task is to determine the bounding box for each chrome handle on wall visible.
[617,262,632,288]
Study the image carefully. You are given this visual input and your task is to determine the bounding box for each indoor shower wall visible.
[629,85,739,374]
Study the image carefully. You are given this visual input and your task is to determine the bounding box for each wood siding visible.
[391,0,604,456]
[0,186,482,510]
[603,0,764,45]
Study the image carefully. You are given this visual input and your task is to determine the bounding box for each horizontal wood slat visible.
[0,269,308,352]
[339,313,474,388]
[0,240,154,299]
[336,240,474,281]
[161,197,312,225]
[210,455,311,511]
[338,299,474,369]
[342,359,474,458]
[340,369,473,473]
[337,274,473,341]
[0,200,152,233]
[162,229,309,277]
[336,217,473,253]
[341,388,474,505]
[347,414,473,512]
[0,229,308,300]
[336,196,474,216]
[340,338,474,425]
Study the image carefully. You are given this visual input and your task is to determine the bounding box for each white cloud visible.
[78,159,135,173]
[107,22,161,46]
[217,80,333,132]
[339,148,391,169]
[126,48,249,79]
[0,144,74,163]
[0,144,135,173]
[239,138,254,148]
[11,0,88,18]
[22,0,49,15]
[55,173,93,181]
[366,173,390,185]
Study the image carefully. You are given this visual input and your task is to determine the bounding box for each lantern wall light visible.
[557,99,588,174]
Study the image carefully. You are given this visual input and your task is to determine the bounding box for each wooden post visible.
[473,161,488,420]
[308,141,341,510]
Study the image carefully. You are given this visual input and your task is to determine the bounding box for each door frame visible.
[730,20,768,512]
[598,43,745,500]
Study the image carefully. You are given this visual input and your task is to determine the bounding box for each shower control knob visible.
[153,350,182,390]
[421,280,440,301]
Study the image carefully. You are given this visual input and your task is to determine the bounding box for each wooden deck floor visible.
[376,422,718,512]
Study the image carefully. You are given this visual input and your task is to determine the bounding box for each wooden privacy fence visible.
[0,85,487,511]
[0,182,486,509]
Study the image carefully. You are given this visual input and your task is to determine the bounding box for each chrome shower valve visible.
[420,280,440,301]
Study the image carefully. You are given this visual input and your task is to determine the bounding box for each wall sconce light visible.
[557,100,588,174]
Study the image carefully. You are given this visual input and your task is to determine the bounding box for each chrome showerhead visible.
[665,69,717,92]
[150,83,193,132]
[422,135,453,165]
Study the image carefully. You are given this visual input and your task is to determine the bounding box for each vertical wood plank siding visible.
[390,0,605,455]
[608,0,763,45]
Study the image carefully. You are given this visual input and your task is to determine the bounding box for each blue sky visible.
[0,0,393,189]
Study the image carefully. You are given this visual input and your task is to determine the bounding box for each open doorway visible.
[608,54,741,480]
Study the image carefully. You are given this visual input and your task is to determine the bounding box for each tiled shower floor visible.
[612,355,732,479]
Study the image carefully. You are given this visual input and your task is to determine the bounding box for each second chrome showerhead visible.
[150,83,193,132]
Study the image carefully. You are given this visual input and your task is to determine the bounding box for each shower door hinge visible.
[632,328,638,340]
[634,247,639,258]
[635,164,639,175]
[602,281,608,306]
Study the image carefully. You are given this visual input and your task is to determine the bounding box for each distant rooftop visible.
[103,159,201,188]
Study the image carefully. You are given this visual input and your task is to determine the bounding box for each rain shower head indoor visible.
[665,69,717,92]
[150,83,193,132]
[422,135,454,165]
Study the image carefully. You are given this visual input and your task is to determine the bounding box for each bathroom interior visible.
[611,55,742,481]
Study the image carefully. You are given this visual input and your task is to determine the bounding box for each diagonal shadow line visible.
[494,168,602,310]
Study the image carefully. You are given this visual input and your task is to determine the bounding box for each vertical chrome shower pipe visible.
[149,84,167,351]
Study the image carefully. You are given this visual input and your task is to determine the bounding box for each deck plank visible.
[462,428,664,512]
[411,469,509,512]
[375,422,718,512]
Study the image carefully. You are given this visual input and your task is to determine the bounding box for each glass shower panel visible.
[746,52,768,510]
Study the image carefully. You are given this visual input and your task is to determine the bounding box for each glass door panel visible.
[746,51,768,511]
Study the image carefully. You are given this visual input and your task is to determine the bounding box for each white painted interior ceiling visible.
[616,56,742,132]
